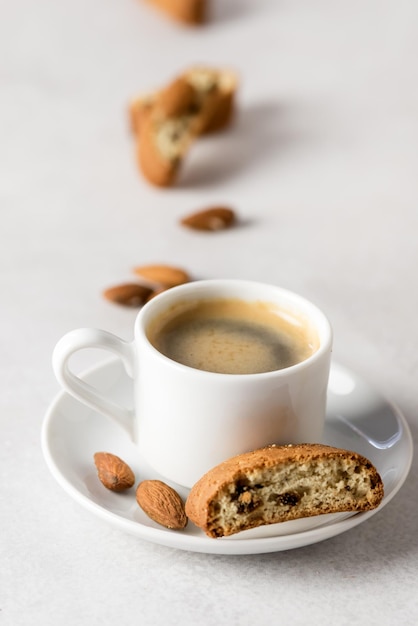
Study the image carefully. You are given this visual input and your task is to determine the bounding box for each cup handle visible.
[52,328,135,437]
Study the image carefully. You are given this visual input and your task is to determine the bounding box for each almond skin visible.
[136,480,188,530]
[133,264,191,287]
[157,77,196,118]
[146,0,207,25]
[94,452,135,492]
[180,206,236,231]
[103,283,153,307]
[146,286,169,301]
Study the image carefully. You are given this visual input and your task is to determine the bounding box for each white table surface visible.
[1,0,418,624]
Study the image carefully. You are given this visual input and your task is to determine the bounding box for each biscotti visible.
[144,0,207,26]
[130,67,237,136]
[185,443,384,538]
[130,66,238,186]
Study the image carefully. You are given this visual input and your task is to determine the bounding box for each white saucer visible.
[41,360,413,555]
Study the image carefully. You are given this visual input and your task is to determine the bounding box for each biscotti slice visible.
[185,444,384,538]
[130,66,237,138]
[128,83,192,137]
[138,112,194,186]
[144,0,207,26]
[136,67,238,186]
[183,66,237,134]
[129,93,154,135]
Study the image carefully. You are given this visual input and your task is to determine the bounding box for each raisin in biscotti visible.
[132,66,238,186]
[185,443,384,538]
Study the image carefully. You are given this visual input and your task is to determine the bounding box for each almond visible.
[103,283,153,307]
[94,452,135,492]
[136,480,188,530]
[180,206,236,231]
[133,264,191,287]
[146,0,207,26]
[157,77,196,118]
[146,286,169,301]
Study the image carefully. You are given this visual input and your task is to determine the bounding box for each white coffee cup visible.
[52,279,332,488]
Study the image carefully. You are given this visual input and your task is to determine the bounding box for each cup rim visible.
[135,279,332,379]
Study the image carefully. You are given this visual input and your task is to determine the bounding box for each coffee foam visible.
[147,298,319,375]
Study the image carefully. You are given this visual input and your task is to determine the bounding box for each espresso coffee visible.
[147,298,318,375]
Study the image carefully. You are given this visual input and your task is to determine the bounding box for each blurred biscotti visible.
[185,443,384,538]
[129,66,238,187]
[129,67,238,137]
[143,0,207,25]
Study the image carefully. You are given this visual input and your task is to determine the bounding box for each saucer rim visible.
[41,359,413,555]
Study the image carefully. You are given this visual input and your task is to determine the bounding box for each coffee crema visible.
[146,298,319,375]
